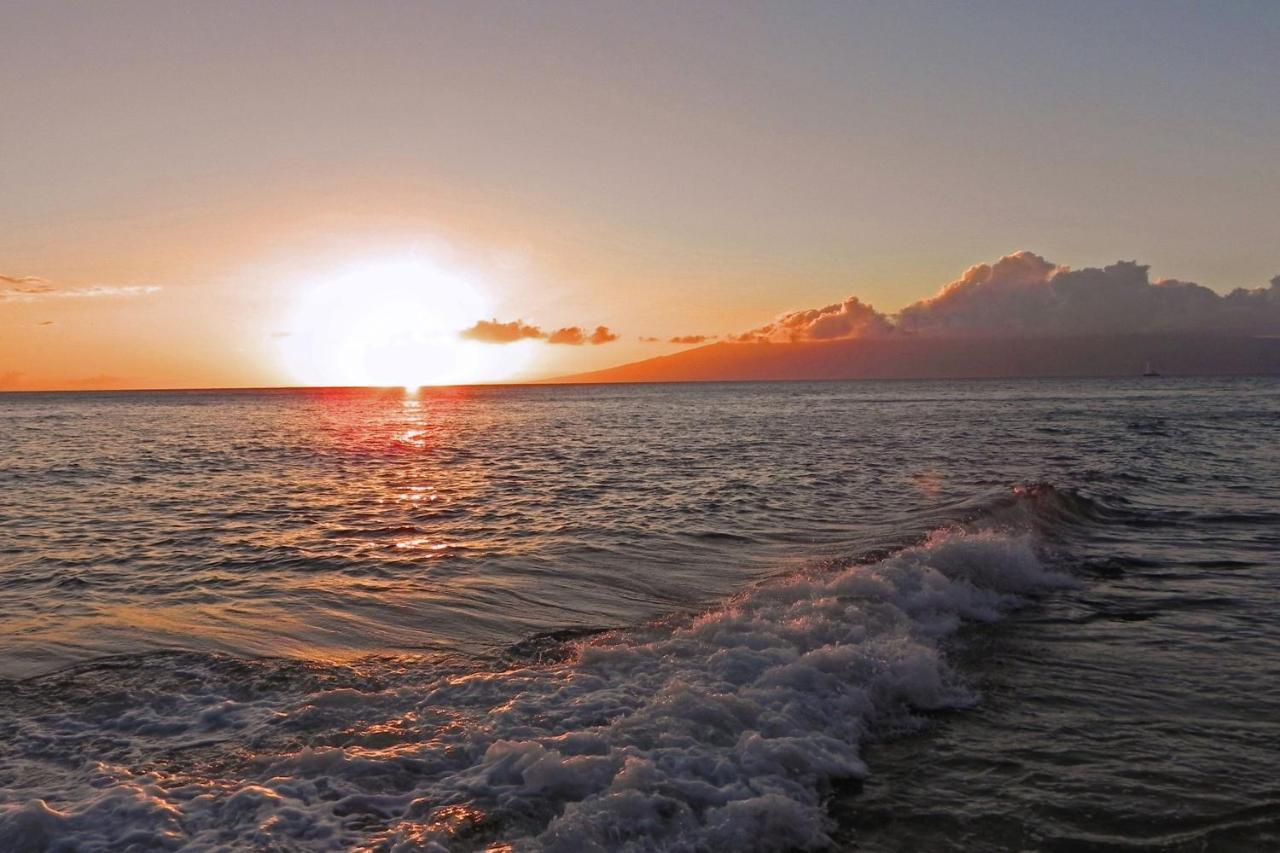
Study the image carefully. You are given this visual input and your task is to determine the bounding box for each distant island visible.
[551,334,1280,384]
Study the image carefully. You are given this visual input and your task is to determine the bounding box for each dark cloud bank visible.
[558,252,1280,383]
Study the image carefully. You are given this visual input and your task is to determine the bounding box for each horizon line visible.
[5,371,1280,396]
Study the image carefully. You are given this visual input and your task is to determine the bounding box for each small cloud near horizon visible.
[0,273,51,289]
[547,325,619,345]
[461,318,546,343]
[589,326,619,345]
[670,334,717,345]
[460,319,619,345]
[732,296,892,343]
[733,251,1280,342]
[1,273,161,304]
[546,327,583,344]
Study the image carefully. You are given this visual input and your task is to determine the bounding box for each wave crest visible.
[0,517,1074,852]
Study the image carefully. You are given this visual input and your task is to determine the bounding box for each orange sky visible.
[3,3,1278,390]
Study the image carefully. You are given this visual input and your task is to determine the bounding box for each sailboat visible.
[1143,361,1160,377]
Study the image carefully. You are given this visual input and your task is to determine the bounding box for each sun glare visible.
[278,257,530,387]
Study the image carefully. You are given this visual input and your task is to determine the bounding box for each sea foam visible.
[0,528,1072,851]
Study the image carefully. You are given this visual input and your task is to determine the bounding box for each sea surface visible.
[0,378,1277,851]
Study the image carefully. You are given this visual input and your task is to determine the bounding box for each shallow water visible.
[1,378,1277,850]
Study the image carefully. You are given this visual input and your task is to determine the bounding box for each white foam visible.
[0,529,1072,851]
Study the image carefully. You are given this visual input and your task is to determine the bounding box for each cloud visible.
[897,252,1280,337]
[670,334,717,345]
[460,318,546,343]
[733,251,1280,342]
[547,326,586,345]
[589,326,618,345]
[0,274,53,294]
[64,285,161,300]
[0,275,161,304]
[546,325,618,345]
[459,319,619,345]
[638,335,661,342]
[734,296,893,342]
[36,320,54,326]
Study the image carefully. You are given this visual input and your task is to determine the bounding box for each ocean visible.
[1,378,1277,851]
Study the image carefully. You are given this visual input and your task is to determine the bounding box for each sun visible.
[278,256,530,387]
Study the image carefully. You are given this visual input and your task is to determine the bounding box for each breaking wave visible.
[0,488,1082,852]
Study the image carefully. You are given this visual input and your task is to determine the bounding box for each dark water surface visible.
[1,378,1277,850]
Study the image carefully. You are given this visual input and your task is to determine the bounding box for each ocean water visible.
[0,378,1277,851]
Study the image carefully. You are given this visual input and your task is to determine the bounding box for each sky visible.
[2,1,1278,389]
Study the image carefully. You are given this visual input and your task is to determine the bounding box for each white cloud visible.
[897,252,1280,337]
[0,276,161,304]
[734,252,1280,341]
[733,295,893,342]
